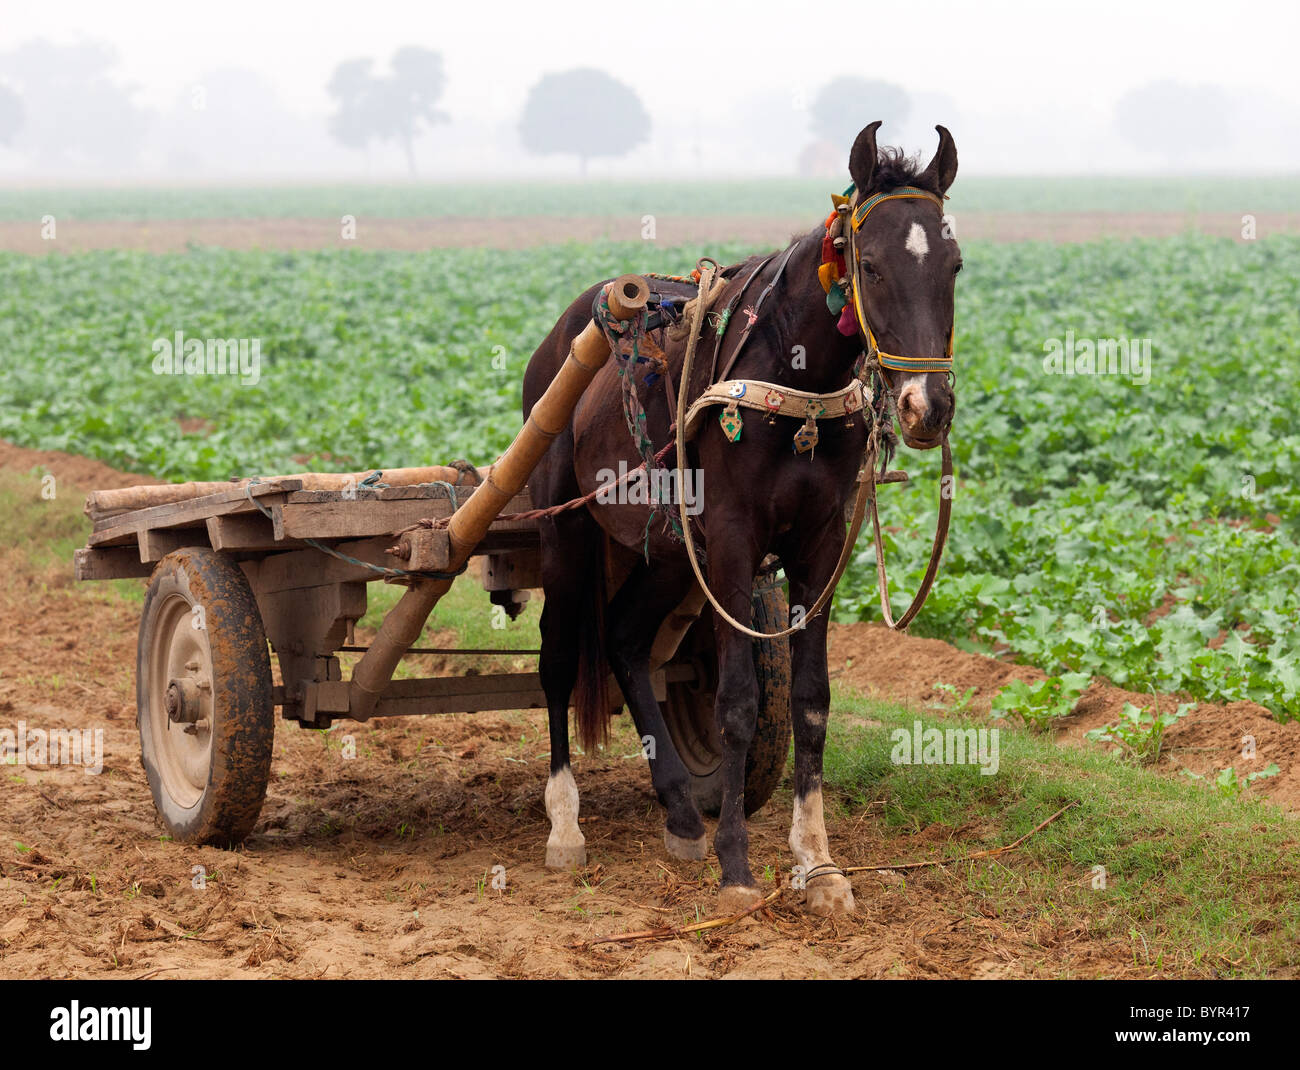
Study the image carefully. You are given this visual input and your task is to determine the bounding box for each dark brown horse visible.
[522,121,960,915]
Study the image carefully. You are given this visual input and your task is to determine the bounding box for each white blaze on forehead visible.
[905,221,930,262]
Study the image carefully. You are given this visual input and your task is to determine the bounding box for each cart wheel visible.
[662,583,792,817]
[136,548,274,846]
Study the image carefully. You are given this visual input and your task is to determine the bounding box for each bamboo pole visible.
[85,464,483,521]
[348,275,650,720]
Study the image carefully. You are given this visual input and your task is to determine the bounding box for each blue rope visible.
[242,479,467,581]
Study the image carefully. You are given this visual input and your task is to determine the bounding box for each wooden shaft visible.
[348,274,649,720]
[348,576,451,716]
[649,583,707,670]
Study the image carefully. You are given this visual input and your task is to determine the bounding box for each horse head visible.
[847,121,961,450]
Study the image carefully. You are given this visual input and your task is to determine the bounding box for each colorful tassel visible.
[836,303,858,336]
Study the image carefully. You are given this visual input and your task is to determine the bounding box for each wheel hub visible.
[165,677,203,723]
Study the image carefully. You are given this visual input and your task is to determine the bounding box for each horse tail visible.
[573,528,610,754]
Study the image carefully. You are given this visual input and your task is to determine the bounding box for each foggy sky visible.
[2,0,1299,179]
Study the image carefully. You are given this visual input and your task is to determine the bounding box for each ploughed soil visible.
[2,211,1297,253]
[0,441,1294,979]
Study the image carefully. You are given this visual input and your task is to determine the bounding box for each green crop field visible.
[1,175,1298,222]
[4,233,1299,719]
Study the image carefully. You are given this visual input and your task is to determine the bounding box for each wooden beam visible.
[207,512,305,552]
[277,488,533,541]
[304,668,675,720]
[74,547,154,581]
[138,527,203,563]
[242,537,399,594]
[89,480,302,546]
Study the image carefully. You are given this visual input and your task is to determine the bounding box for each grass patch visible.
[823,686,1300,977]
[346,567,542,683]
[0,464,143,605]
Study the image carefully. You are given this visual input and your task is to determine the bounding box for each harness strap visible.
[680,378,864,442]
[716,242,802,384]
[672,246,954,638]
[867,436,953,629]
[707,254,775,388]
[674,261,878,642]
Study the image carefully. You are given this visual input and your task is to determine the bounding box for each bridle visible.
[666,184,957,639]
[840,184,955,375]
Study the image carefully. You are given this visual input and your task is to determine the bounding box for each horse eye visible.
[953,261,964,275]
[861,261,881,281]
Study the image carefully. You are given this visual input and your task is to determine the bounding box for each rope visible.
[242,480,467,581]
[593,283,683,550]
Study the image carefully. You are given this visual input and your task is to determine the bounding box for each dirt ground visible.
[0,441,1293,979]
[3,211,1296,253]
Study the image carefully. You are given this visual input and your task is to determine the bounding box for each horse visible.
[521,121,960,916]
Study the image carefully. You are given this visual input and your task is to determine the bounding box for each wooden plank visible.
[243,537,400,594]
[207,512,306,552]
[280,482,517,506]
[89,480,302,546]
[278,489,534,541]
[481,552,542,591]
[138,527,204,563]
[306,669,671,719]
[74,547,154,581]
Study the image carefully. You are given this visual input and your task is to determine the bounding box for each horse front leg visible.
[785,552,856,916]
[710,553,765,914]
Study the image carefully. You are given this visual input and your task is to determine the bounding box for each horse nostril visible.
[898,390,923,426]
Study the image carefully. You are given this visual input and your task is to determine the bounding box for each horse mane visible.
[868,145,940,197]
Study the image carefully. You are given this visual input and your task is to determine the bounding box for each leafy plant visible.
[990,673,1091,732]
[1182,763,1281,798]
[1086,702,1195,764]
[929,681,977,716]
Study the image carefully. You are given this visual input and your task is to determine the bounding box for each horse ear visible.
[848,121,882,192]
[918,125,958,194]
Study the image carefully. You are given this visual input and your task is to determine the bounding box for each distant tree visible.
[0,39,145,169]
[327,47,449,177]
[809,76,911,150]
[0,83,22,146]
[519,69,650,176]
[1114,80,1236,164]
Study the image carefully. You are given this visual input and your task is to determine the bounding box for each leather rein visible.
[671,186,955,638]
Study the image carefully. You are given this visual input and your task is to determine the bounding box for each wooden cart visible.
[73,276,792,846]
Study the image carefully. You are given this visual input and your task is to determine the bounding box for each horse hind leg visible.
[604,559,707,861]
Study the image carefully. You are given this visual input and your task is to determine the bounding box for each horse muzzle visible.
[895,381,953,449]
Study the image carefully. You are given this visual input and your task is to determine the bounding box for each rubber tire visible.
[137,548,274,846]
[662,584,792,818]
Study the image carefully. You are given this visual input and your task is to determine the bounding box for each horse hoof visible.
[716,884,765,916]
[805,876,856,916]
[545,842,587,869]
[664,829,707,861]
